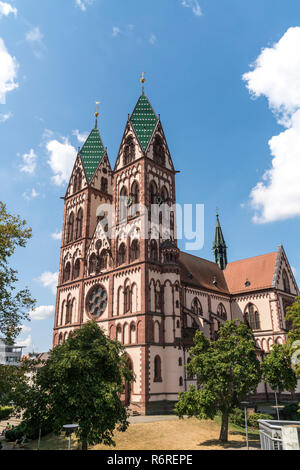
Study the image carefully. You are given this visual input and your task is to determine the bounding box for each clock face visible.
[86,285,108,318]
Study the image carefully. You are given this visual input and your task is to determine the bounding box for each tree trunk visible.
[81,439,88,451]
[219,411,229,443]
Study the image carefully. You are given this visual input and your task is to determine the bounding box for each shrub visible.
[230,408,273,429]
[0,406,13,420]
[5,420,53,442]
[281,403,300,421]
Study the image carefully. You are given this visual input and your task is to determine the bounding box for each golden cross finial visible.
[140,72,146,94]
[94,101,100,128]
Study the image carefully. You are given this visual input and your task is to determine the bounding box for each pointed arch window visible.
[89,253,97,274]
[154,355,162,382]
[150,181,158,205]
[75,208,83,240]
[282,269,290,293]
[191,298,203,316]
[153,136,165,167]
[73,259,80,279]
[217,303,227,320]
[118,243,126,265]
[124,136,135,166]
[99,249,108,271]
[67,212,74,243]
[101,177,108,193]
[63,262,71,283]
[150,240,158,262]
[161,186,169,204]
[65,295,73,324]
[73,169,82,193]
[130,239,140,262]
[119,186,128,222]
[124,285,131,313]
[244,303,260,331]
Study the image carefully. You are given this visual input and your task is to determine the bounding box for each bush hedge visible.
[229,408,273,429]
[5,420,53,442]
[0,406,13,420]
[281,403,300,421]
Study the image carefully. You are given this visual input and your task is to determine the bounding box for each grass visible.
[21,418,260,451]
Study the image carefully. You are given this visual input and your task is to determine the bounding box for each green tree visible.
[286,296,300,343]
[261,344,297,396]
[13,322,134,450]
[0,202,35,342]
[175,321,261,443]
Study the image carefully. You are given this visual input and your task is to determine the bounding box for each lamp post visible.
[241,401,250,450]
[274,390,280,420]
[63,424,79,450]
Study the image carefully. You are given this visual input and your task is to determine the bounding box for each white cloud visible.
[0,37,18,104]
[22,188,40,201]
[149,34,157,45]
[0,111,12,122]
[19,148,37,175]
[181,0,202,16]
[75,0,94,12]
[112,26,121,37]
[37,271,58,295]
[72,129,88,144]
[26,27,43,44]
[21,325,31,333]
[243,27,300,223]
[16,334,32,349]
[46,138,77,186]
[29,305,55,321]
[51,231,62,240]
[0,1,17,19]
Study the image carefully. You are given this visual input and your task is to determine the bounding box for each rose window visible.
[86,285,107,318]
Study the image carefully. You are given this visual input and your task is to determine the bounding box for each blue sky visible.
[1,0,300,353]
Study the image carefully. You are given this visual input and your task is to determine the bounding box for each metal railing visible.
[259,420,300,450]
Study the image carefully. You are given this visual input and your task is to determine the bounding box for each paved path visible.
[129,415,179,424]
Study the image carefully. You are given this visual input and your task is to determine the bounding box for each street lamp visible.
[241,401,250,450]
[274,390,280,420]
[63,424,79,450]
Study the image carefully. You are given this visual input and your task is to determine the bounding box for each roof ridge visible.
[226,250,277,266]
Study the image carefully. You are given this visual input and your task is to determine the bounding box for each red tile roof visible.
[224,251,278,294]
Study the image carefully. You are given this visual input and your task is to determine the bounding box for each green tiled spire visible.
[130,94,158,152]
[80,126,106,183]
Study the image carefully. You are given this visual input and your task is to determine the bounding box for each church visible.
[52,78,299,414]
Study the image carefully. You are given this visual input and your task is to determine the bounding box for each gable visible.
[273,245,299,295]
[114,121,144,171]
[65,155,88,198]
[146,122,175,172]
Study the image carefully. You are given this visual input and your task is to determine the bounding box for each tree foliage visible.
[261,344,297,393]
[0,202,35,342]
[12,322,134,450]
[285,297,300,375]
[175,321,261,443]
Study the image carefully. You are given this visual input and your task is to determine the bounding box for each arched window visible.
[124,136,135,165]
[73,259,80,279]
[149,181,157,205]
[119,186,127,221]
[179,377,183,387]
[59,333,63,344]
[65,295,72,324]
[161,186,169,204]
[73,169,82,193]
[150,240,158,262]
[89,253,97,274]
[191,298,203,316]
[63,262,71,282]
[154,355,162,382]
[178,357,182,366]
[130,323,136,344]
[282,269,290,293]
[153,136,165,167]
[130,239,140,262]
[117,325,122,343]
[244,303,260,330]
[101,177,108,193]
[131,181,139,205]
[124,285,131,313]
[99,250,107,270]
[217,303,227,320]
[67,212,74,243]
[118,243,126,265]
[75,208,83,239]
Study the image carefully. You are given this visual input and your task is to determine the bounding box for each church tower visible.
[213,214,228,270]
[53,107,113,345]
